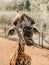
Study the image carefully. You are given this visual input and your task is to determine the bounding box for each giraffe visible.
[10,28,31,65]
[15,41,31,65]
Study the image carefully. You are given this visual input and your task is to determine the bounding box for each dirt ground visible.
[0,37,49,65]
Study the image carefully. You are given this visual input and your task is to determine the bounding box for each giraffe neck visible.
[18,42,25,58]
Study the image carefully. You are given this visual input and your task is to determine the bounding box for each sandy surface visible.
[0,37,49,65]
